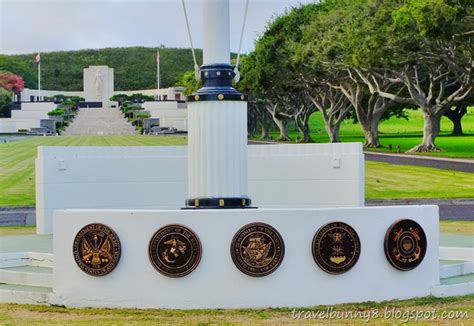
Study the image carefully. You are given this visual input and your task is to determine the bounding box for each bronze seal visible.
[72,223,121,276]
[312,222,361,274]
[384,219,427,271]
[148,224,202,278]
[230,222,285,277]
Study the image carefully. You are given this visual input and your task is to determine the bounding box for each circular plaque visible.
[312,222,361,274]
[148,224,202,278]
[384,219,427,271]
[230,222,285,277]
[72,223,121,276]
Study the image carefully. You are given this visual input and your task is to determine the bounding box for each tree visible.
[175,70,201,96]
[369,0,473,151]
[0,71,25,94]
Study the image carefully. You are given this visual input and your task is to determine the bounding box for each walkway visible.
[63,107,136,135]
[365,152,474,173]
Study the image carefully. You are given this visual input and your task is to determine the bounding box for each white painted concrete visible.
[203,0,230,64]
[142,101,187,131]
[439,247,474,261]
[52,205,438,309]
[431,282,474,298]
[0,102,56,132]
[0,252,54,268]
[0,289,52,305]
[36,143,364,234]
[440,261,474,279]
[187,101,248,200]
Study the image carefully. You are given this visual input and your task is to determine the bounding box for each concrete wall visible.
[36,143,364,234]
[142,101,187,131]
[0,102,56,132]
[53,205,439,308]
[18,88,84,102]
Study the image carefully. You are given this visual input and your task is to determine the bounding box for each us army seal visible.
[72,223,121,276]
[230,222,285,277]
[384,219,427,271]
[312,222,361,274]
[148,224,202,277]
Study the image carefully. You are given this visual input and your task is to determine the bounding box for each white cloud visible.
[0,0,313,55]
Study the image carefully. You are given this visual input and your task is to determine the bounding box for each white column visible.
[187,0,249,204]
[203,0,230,65]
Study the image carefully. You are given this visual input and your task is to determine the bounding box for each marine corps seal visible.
[384,219,427,271]
[72,223,121,276]
[312,222,361,274]
[230,222,285,277]
[148,224,202,277]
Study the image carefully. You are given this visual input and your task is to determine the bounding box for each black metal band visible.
[184,197,252,209]
[186,63,246,102]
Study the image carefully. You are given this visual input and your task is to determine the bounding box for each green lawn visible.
[0,135,187,206]
[365,161,474,200]
[261,108,474,158]
[1,295,472,325]
[0,134,472,206]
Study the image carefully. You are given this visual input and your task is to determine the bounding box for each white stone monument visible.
[83,66,114,107]
[45,0,442,309]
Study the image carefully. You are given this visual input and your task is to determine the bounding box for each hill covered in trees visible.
[0,47,203,91]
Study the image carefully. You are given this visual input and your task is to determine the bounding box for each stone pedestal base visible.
[52,206,439,309]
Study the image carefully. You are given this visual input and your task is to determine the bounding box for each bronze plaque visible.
[312,222,361,274]
[230,222,285,277]
[148,224,202,278]
[384,219,427,271]
[72,223,121,276]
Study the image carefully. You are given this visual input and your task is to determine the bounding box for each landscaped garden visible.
[258,109,474,158]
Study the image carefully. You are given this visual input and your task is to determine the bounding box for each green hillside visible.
[0,47,203,91]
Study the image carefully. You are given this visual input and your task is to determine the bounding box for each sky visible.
[0,0,314,55]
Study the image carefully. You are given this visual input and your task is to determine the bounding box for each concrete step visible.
[0,283,53,305]
[0,265,53,287]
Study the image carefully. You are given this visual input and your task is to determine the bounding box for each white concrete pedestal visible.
[53,205,439,309]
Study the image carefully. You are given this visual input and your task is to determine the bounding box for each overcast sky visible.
[0,0,314,55]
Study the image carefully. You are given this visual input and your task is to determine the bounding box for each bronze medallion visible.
[72,223,121,276]
[384,219,427,271]
[312,222,361,274]
[230,222,285,277]
[148,224,202,278]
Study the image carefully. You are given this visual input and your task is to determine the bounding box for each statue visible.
[94,71,103,101]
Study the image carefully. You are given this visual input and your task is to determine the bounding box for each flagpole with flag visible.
[156,50,160,100]
[35,53,41,101]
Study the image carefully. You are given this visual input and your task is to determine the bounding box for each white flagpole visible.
[157,50,160,100]
[38,54,41,101]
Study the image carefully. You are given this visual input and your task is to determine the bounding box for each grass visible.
[0,135,187,206]
[260,108,474,158]
[439,221,474,236]
[0,133,473,206]
[365,161,474,200]
[0,225,36,236]
[0,295,472,325]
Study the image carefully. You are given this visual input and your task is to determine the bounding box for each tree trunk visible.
[408,111,442,152]
[273,117,290,141]
[360,116,382,148]
[444,105,467,136]
[260,121,270,140]
[326,123,340,143]
[296,115,314,143]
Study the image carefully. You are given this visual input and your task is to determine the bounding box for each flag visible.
[156,50,160,64]
[35,53,41,65]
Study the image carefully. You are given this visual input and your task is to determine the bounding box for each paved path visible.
[64,107,136,135]
[364,152,474,173]
[366,199,474,221]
